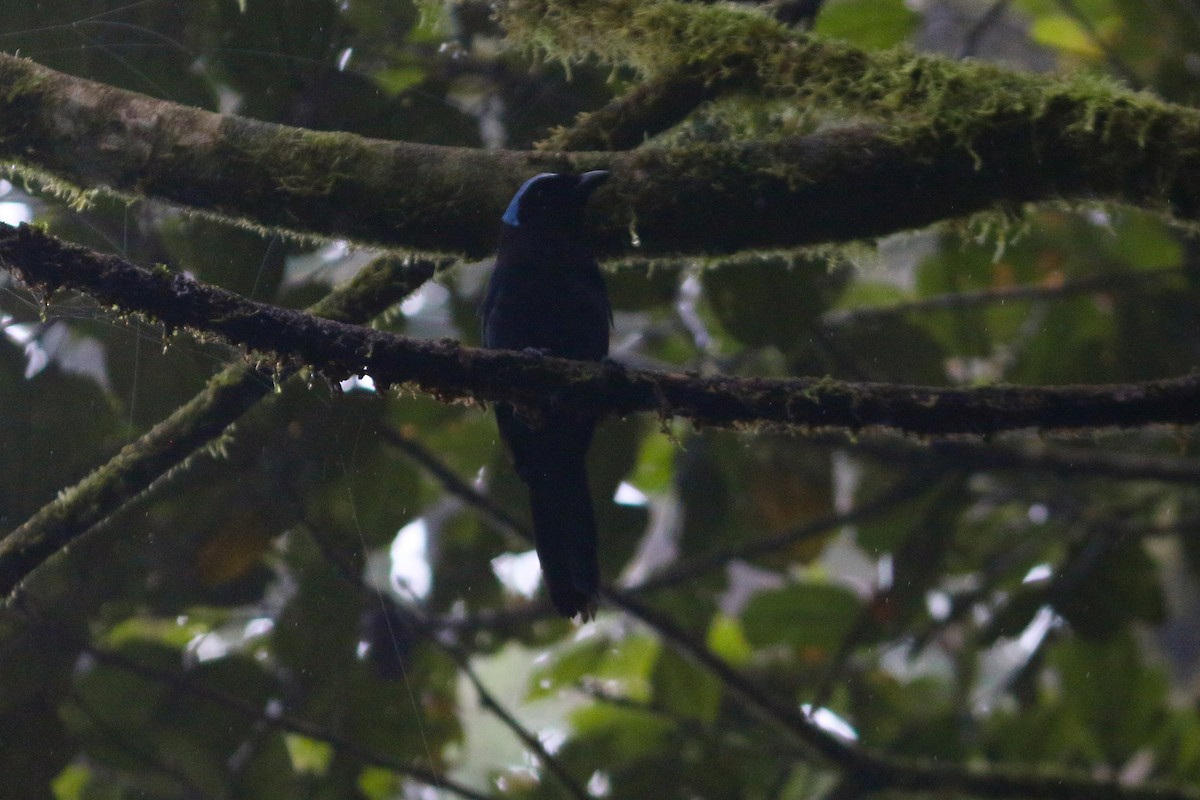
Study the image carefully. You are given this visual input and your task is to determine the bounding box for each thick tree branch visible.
[4,32,1200,256]
[7,221,1200,440]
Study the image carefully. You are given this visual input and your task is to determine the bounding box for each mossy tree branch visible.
[6,221,1200,441]
[4,34,1200,257]
[539,64,737,151]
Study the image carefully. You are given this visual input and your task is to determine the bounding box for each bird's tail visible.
[527,466,600,620]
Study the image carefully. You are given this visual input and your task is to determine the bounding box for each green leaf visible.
[651,647,721,725]
[285,735,335,775]
[570,704,675,764]
[628,428,678,495]
[1056,535,1165,639]
[1108,212,1183,270]
[742,583,861,654]
[1052,633,1169,763]
[528,633,659,700]
[704,254,848,354]
[814,0,918,49]
[1,698,73,796]
[374,65,427,96]
[1029,13,1120,59]
[706,614,753,667]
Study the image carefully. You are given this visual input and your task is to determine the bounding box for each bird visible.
[480,170,611,619]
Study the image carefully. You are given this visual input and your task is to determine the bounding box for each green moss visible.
[508,2,1196,153]
[5,162,97,212]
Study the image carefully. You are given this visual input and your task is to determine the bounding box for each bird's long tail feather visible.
[527,467,599,620]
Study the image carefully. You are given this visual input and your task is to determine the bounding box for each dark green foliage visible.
[4,2,1200,799]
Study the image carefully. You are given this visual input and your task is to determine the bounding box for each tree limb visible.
[4,33,1200,256]
[6,220,1200,441]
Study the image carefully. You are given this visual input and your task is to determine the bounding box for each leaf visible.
[823,314,948,384]
[570,704,675,764]
[528,633,659,700]
[1056,534,1165,639]
[706,614,753,667]
[1052,633,1169,763]
[628,428,678,495]
[651,647,721,725]
[0,698,73,796]
[1030,14,1112,59]
[0,337,121,529]
[742,583,861,655]
[704,254,848,354]
[1109,212,1183,270]
[374,65,428,96]
[814,0,918,49]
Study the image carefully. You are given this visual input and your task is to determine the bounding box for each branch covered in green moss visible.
[502,0,1131,127]
[0,233,449,598]
[539,66,731,151]
[6,47,1200,256]
[0,52,581,258]
[509,0,1200,230]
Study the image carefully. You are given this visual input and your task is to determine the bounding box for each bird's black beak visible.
[575,170,610,199]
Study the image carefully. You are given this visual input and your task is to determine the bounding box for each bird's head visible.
[501,170,609,230]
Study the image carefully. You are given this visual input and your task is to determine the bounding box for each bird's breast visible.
[483,261,609,360]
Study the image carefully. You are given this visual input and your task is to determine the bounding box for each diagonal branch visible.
[539,65,735,151]
[606,591,1200,800]
[303,518,589,799]
[438,632,591,800]
[0,238,451,598]
[374,418,1200,800]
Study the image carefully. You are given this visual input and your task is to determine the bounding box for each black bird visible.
[481,171,611,619]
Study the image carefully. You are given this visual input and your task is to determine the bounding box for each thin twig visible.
[379,426,527,539]
[628,468,938,595]
[450,643,591,800]
[300,519,590,800]
[820,267,1185,328]
[1052,0,1143,88]
[959,0,1014,58]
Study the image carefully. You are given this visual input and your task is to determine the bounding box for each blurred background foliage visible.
[4,0,1200,798]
